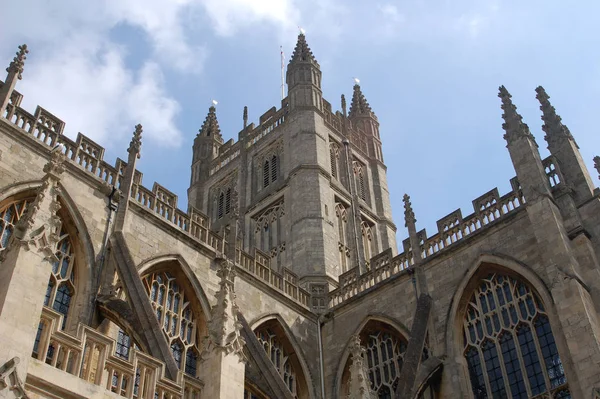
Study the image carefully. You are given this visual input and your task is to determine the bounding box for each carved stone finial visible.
[243,106,248,129]
[349,84,374,119]
[202,257,246,361]
[8,146,64,261]
[6,44,28,80]
[346,335,375,399]
[403,194,416,227]
[594,156,600,180]
[199,106,222,141]
[289,32,318,66]
[535,86,576,148]
[498,85,537,146]
[341,94,347,117]
[127,124,143,157]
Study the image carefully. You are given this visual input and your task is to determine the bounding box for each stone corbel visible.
[0,358,29,399]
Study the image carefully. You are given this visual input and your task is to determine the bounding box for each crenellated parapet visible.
[0,79,311,312]
[328,158,567,307]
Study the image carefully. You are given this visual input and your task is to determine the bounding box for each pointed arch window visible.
[335,203,350,273]
[462,272,569,398]
[1,197,79,331]
[353,161,367,201]
[341,321,408,398]
[254,320,309,398]
[143,271,204,377]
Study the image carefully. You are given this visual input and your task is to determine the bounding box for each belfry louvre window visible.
[263,155,279,189]
[463,273,569,398]
[263,159,270,188]
[143,271,203,377]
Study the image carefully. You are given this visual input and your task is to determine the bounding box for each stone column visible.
[0,146,65,392]
[199,257,246,398]
[346,335,375,399]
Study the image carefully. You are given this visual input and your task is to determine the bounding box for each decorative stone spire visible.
[403,194,416,227]
[127,124,143,158]
[535,86,576,147]
[341,94,347,118]
[203,257,245,361]
[498,86,537,146]
[289,33,318,66]
[243,106,248,129]
[594,156,600,180]
[346,335,375,399]
[348,84,374,119]
[199,106,222,140]
[12,145,65,258]
[6,44,28,80]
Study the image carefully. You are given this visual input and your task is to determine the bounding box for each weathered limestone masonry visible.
[1,33,600,399]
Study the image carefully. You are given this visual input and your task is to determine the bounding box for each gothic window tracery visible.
[353,161,367,201]
[361,221,374,268]
[342,321,408,398]
[335,202,350,273]
[254,321,307,398]
[253,201,285,268]
[462,272,569,398]
[1,196,79,331]
[143,271,204,377]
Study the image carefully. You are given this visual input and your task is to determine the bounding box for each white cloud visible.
[16,36,181,147]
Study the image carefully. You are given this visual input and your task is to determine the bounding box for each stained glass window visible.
[463,273,569,398]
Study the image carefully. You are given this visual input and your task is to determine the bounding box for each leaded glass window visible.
[143,271,203,377]
[0,198,31,250]
[1,197,78,331]
[463,273,568,398]
[364,330,407,397]
[116,329,131,360]
[255,327,298,398]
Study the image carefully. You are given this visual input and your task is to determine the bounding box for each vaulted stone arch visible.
[0,180,97,330]
[250,314,312,399]
[445,253,574,398]
[335,314,411,399]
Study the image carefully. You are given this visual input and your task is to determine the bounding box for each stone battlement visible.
[328,155,566,308]
[0,80,310,310]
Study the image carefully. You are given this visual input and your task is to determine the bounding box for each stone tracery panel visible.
[142,270,204,377]
[253,200,285,269]
[462,272,569,398]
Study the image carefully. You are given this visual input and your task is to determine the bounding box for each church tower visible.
[186,33,397,293]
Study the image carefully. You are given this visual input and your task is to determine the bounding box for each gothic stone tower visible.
[187,33,397,293]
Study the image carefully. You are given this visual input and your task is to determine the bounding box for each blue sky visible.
[1,0,599,248]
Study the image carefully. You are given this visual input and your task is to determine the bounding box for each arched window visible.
[341,320,408,398]
[1,197,78,331]
[353,161,367,201]
[143,270,204,377]
[335,203,349,273]
[0,198,31,249]
[263,159,270,188]
[361,221,374,268]
[462,272,569,398]
[330,143,339,179]
[218,192,224,219]
[255,320,309,399]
